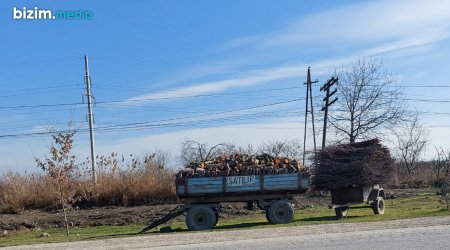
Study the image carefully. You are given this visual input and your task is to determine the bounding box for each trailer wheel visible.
[335,206,349,219]
[267,200,294,224]
[372,197,385,215]
[265,209,273,224]
[186,206,216,231]
[214,211,219,226]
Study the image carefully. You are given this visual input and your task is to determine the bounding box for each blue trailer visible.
[141,172,310,232]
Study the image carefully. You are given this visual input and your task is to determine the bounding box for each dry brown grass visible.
[0,155,177,213]
[0,172,59,213]
[86,164,177,207]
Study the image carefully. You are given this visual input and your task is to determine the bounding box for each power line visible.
[0,87,303,110]
[0,108,303,139]
[0,98,304,138]
[0,58,81,66]
[89,98,303,131]
[0,84,80,94]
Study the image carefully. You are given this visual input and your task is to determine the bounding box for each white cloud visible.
[121,0,450,106]
[121,66,302,105]
[241,0,450,48]
[30,125,51,133]
[119,55,360,106]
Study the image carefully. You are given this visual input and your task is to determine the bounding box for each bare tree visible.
[222,143,255,156]
[329,57,406,143]
[257,139,303,160]
[430,148,450,210]
[434,147,450,180]
[35,127,81,236]
[180,140,225,165]
[392,112,429,175]
[141,150,171,170]
[441,181,450,210]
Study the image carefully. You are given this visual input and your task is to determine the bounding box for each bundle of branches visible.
[177,153,306,179]
[312,139,395,190]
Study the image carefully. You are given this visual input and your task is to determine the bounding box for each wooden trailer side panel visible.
[176,172,310,197]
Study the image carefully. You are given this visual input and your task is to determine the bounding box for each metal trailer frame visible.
[330,184,386,219]
[141,172,310,232]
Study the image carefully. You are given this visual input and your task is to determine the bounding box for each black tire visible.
[246,201,255,211]
[372,197,385,215]
[214,211,219,226]
[186,206,217,231]
[335,206,349,219]
[265,209,273,224]
[267,200,294,224]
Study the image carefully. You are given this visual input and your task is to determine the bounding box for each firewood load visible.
[177,153,306,179]
[312,138,396,190]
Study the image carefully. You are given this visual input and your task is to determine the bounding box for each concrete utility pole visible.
[302,67,318,165]
[320,77,338,149]
[84,55,97,184]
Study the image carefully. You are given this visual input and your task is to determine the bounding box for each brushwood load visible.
[312,139,395,219]
[312,138,396,190]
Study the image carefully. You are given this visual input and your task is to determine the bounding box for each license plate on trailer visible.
[226,175,256,187]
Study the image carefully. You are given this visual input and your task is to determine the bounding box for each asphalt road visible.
[7,216,450,250]
[153,225,450,250]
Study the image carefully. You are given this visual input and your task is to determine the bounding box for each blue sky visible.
[1,0,450,172]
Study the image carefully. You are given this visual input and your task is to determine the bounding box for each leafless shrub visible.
[222,143,255,156]
[441,181,450,210]
[434,147,450,181]
[257,139,303,160]
[392,112,429,175]
[180,140,226,165]
[35,127,83,236]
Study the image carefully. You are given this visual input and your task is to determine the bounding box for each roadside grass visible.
[2,192,450,247]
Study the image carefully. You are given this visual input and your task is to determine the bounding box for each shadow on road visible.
[299,215,359,222]
[104,215,363,238]
[215,221,268,230]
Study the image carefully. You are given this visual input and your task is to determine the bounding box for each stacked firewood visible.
[312,139,396,190]
[177,153,305,179]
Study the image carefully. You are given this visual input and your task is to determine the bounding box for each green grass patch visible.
[2,193,450,247]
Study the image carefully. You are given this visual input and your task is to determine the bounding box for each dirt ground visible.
[0,188,434,231]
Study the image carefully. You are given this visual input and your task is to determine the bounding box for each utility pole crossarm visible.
[321,77,339,149]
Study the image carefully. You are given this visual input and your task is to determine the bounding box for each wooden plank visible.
[226,178,261,192]
[177,185,185,194]
[188,187,222,194]
[222,176,226,193]
[300,179,310,189]
[180,172,310,197]
[264,176,298,190]
[188,178,223,184]
[260,174,265,191]
[184,193,288,204]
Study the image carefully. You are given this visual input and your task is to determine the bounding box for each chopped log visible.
[177,153,305,179]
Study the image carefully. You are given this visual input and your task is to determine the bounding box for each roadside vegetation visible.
[1,191,449,247]
[0,141,177,214]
